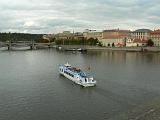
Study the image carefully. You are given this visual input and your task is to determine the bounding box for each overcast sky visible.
[0,0,160,33]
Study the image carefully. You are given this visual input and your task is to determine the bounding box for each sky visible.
[0,0,160,34]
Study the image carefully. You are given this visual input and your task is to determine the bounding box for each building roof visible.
[134,29,152,33]
[150,29,160,35]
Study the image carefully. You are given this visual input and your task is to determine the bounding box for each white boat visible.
[59,63,96,87]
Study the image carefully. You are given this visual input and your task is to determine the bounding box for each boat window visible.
[80,71,87,77]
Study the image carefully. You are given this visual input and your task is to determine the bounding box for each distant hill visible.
[0,33,43,42]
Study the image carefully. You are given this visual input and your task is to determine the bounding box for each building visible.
[100,29,131,47]
[83,29,102,40]
[42,34,54,42]
[126,38,147,47]
[54,31,74,40]
[124,29,152,47]
[73,32,84,40]
[131,29,152,41]
[54,31,84,41]
[150,29,160,46]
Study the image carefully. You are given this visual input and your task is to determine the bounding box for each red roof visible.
[116,43,124,46]
[150,29,160,35]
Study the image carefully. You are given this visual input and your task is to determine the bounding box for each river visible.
[0,49,160,120]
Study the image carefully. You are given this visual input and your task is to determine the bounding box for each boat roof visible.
[63,63,87,77]
[68,67,81,73]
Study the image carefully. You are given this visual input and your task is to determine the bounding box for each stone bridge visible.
[0,41,55,50]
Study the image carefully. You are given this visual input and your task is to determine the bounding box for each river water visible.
[0,49,160,120]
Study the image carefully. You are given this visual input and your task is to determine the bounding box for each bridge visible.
[0,41,55,50]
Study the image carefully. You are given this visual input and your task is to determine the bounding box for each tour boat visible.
[59,63,96,87]
[64,48,87,52]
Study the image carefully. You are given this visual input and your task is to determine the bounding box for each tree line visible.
[55,38,103,46]
[0,33,103,46]
[0,33,43,42]
[0,33,155,47]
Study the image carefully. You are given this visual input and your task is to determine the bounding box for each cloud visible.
[0,0,160,33]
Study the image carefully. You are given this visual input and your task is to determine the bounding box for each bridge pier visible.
[6,39,13,50]
[30,45,33,50]
[8,42,12,50]
[48,44,51,48]
[30,44,36,50]
[30,40,36,50]
[8,45,10,50]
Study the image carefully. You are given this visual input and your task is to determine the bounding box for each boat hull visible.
[60,72,96,87]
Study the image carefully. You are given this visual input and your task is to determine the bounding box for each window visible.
[85,78,87,82]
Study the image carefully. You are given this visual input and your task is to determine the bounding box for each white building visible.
[126,38,147,47]
[83,29,102,40]
[131,29,152,41]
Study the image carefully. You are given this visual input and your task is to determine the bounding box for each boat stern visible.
[81,77,96,87]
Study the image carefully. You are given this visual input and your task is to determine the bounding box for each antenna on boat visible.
[65,62,71,67]
[87,66,91,71]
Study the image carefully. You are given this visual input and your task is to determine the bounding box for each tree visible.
[147,39,154,47]
[123,37,127,47]
[108,43,110,47]
[97,41,103,46]
[112,43,115,47]
[0,33,43,42]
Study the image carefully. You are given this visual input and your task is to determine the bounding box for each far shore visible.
[57,45,160,52]
[0,45,160,52]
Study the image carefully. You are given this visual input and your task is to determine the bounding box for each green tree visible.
[97,41,103,46]
[54,37,102,46]
[147,39,154,47]
[112,43,115,47]
[123,37,127,47]
[0,33,43,42]
[87,38,99,45]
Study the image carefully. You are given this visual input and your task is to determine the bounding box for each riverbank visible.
[57,45,160,52]
[110,98,160,120]
[85,46,160,52]
[1,45,160,52]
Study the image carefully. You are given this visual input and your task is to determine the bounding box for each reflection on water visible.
[84,51,160,64]
[0,49,160,120]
